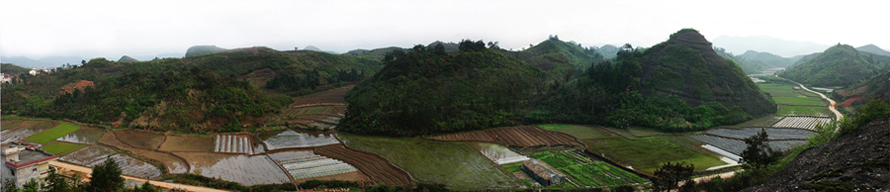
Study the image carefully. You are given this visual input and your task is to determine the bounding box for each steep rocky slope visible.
[744,114,890,191]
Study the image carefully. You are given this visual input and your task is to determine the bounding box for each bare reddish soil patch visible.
[159,136,214,152]
[430,126,584,148]
[315,145,412,186]
[836,95,866,107]
[113,129,165,149]
[60,80,95,94]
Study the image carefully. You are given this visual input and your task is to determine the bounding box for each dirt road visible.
[49,161,230,192]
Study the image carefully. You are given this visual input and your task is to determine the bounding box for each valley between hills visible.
[2,29,888,192]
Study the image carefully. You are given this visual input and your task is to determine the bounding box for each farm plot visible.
[431,126,583,149]
[40,142,86,156]
[60,145,117,165]
[213,134,256,154]
[689,135,807,155]
[529,151,647,187]
[56,127,104,144]
[97,132,189,174]
[772,116,833,130]
[315,145,411,186]
[159,135,214,152]
[706,128,816,140]
[175,152,291,186]
[339,134,519,189]
[290,86,351,107]
[537,124,615,139]
[773,97,825,106]
[25,122,80,144]
[468,142,530,165]
[113,129,165,149]
[268,150,363,182]
[86,154,162,179]
[1,121,57,143]
[261,130,340,150]
[585,136,726,173]
[778,106,829,117]
[758,84,798,97]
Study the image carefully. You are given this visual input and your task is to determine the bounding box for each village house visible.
[0,73,11,83]
[521,158,567,186]
[1,142,59,187]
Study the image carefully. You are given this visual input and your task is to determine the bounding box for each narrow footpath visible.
[50,161,229,192]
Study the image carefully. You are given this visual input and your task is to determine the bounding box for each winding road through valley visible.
[775,75,844,129]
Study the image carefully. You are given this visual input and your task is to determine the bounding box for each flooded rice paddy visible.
[268,150,359,181]
[261,130,340,150]
[60,145,117,165]
[83,153,162,179]
[468,142,530,165]
[176,152,291,186]
[56,127,105,144]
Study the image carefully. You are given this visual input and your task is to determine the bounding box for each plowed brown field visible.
[430,126,583,148]
[315,145,412,186]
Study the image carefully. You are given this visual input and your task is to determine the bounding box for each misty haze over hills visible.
[711,35,831,57]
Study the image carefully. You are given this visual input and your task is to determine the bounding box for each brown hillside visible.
[640,30,775,116]
[743,115,890,191]
[60,80,95,94]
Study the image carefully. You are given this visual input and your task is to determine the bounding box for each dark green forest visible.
[781,44,890,87]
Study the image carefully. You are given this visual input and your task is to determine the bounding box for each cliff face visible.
[639,30,776,116]
[744,115,890,191]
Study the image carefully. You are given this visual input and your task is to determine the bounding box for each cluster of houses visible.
[1,68,56,85]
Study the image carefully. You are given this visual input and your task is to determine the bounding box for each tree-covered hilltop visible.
[1,47,381,133]
[780,44,890,87]
[738,50,797,68]
[500,36,605,79]
[1,63,30,74]
[716,48,761,74]
[339,40,543,136]
[527,29,775,131]
[185,45,227,57]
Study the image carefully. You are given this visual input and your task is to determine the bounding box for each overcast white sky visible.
[1,0,886,59]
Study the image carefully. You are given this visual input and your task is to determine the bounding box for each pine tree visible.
[88,158,125,192]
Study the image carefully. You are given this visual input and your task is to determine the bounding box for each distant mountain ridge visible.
[185,45,227,57]
[711,35,829,57]
[856,44,890,57]
[780,44,890,87]
[739,50,796,68]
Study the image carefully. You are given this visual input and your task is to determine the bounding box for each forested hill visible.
[833,70,890,104]
[499,36,604,78]
[1,47,381,133]
[739,50,796,68]
[716,48,760,74]
[340,41,543,136]
[1,63,30,74]
[638,29,775,116]
[780,44,890,87]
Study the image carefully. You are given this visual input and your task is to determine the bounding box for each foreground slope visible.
[780,44,890,87]
[639,29,775,116]
[744,114,890,191]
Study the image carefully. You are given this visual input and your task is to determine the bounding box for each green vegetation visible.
[2,47,381,133]
[25,122,80,144]
[1,63,30,74]
[772,97,824,106]
[758,84,796,97]
[164,173,295,192]
[185,45,226,57]
[777,106,828,116]
[500,162,523,173]
[537,124,614,139]
[716,49,760,74]
[780,44,890,87]
[500,35,605,78]
[341,40,542,136]
[586,136,726,173]
[529,151,647,187]
[739,50,796,68]
[40,142,85,155]
[339,134,520,189]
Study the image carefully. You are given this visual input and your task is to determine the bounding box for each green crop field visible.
[758,84,798,97]
[773,97,825,106]
[40,142,85,156]
[777,105,829,117]
[339,134,520,189]
[585,136,725,173]
[25,122,81,144]
[529,151,647,187]
[501,162,523,173]
[537,124,615,139]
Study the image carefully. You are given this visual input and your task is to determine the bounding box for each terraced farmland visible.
[1,120,58,144]
[529,151,647,187]
[268,150,360,181]
[772,116,833,130]
[431,126,583,149]
[706,128,816,140]
[315,145,412,186]
[214,134,256,154]
[86,154,162,179]
[261,130,340,150]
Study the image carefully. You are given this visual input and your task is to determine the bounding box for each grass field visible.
[585,136,725,173]
[777,105,829,117]
[529,151,647,187]
[340,134,520,189]
[501,162,523,173]
[773,97,825,106]
[40,142,85,156]
[758,84,798,97]
[537,124,615,139]
[25,122,81,144]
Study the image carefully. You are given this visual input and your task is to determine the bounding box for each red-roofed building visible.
[2,142,58,187]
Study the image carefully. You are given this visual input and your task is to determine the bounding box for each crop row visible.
[431,126,583,148]
[772,117,833,130]
[276,154,359,180]
[690,135,808,155]
[314,145,413,186]
[706,128,816,140]
[214,135,254,154]
[262,130,340,150]
[529,152,645,187]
